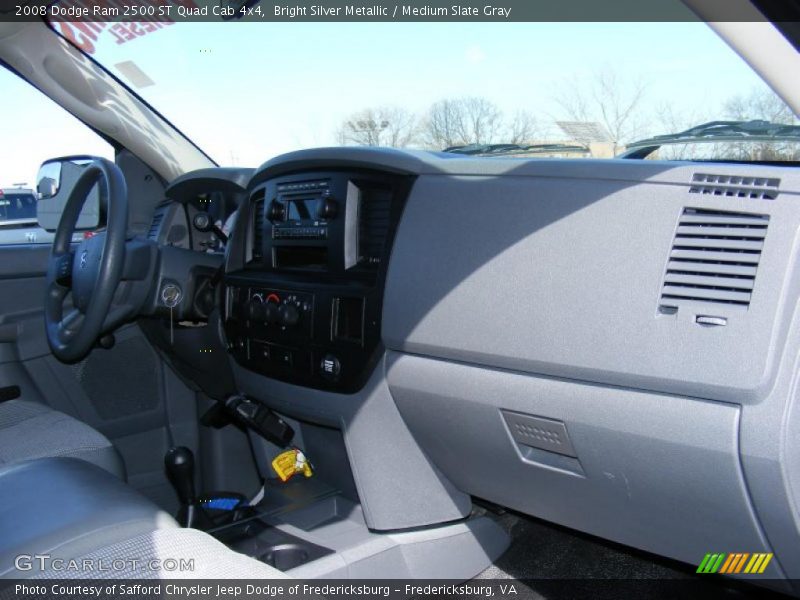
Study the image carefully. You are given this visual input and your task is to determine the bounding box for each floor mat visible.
[472,510,788,599]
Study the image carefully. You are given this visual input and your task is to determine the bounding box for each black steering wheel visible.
[45,159,128,362]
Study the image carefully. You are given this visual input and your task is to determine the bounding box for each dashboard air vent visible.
[358,187,393,267]
[660,208,769,309]
[148,205,167,240]
[690,173,780,200]
[251,197,265,261]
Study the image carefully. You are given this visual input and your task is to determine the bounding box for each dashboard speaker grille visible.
[660,207,769,309]
[690,173,780,200]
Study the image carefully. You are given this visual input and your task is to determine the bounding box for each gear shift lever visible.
[165,446,200,527]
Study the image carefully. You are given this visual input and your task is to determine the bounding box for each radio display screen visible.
[287,197,322,221]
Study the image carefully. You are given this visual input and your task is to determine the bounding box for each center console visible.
[223,169,413,392]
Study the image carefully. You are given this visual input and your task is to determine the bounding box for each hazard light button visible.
[320,354,341,381]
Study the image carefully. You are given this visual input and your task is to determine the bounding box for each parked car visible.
[0,186,93,245]
[0,186,46,244]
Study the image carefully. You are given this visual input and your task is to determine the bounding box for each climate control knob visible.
[264,302,280,325]
[278,304,300,327]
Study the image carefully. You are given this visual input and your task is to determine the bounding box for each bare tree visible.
[422,99,463,149]
[337,107,418,147]
[655,102,711,135]
[456,97,503,145]
[505,110,542,145]
[652,102,715,160]
[553,67,649,151]
[721,88,800,161]
[723,87,798,125]
[421,97,503,149]
[553,74,592,123]
[652,88,799,161]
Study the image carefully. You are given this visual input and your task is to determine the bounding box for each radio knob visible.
[318,197,338,220]
[267,199,285,222]
[246,298,266,321]
[278,304,300,327]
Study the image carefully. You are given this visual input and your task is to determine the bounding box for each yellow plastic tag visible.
[271,449,313,482]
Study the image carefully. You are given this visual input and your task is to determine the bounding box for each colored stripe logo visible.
[697,553,773,574]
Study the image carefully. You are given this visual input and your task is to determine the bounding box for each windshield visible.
[53,20,800,163]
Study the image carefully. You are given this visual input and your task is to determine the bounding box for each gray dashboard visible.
[217,148,800,590]
[384,164,800,404]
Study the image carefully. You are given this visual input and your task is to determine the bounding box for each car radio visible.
[228,169,414,392]
[269,180,334,241]
[252,175,362,273]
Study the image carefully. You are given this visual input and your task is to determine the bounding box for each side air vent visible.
[148,205,168,240]
[358,187,393,267]
[251,196,265,261]
[690,173,780,200]
[660,208,769,309]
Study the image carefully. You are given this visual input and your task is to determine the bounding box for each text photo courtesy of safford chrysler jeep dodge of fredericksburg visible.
[0,1,800,599]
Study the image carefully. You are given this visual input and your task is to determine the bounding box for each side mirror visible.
[36,157,103,232]
[37,176,58,199]
[37,161,61,200]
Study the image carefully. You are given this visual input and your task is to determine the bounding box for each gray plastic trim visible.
[251,146,800,189]
[386,351,783,577]
[231,149,800,588]
[383,170,800,404]
[231,355,471,531]
[254,495,509,580]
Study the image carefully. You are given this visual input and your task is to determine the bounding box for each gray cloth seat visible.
[0,400,124,478]
[1,458,287,580]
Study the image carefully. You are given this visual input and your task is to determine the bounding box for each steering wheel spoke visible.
[58,309,85,341]
[52,251,75,288]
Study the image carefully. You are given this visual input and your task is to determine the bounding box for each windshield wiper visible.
[621,120,800,159]
[442,143,589,156]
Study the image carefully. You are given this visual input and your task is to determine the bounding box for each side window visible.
[0,66,113,245]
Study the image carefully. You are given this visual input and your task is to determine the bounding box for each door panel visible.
[0,244,196,511]
[0,245,51,408]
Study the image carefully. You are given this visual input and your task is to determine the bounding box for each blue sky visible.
[91,21,769,164]
[1,20,778,185]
